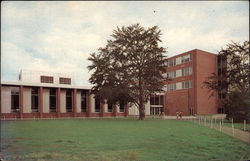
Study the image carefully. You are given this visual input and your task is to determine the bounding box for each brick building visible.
[162,49,218,116]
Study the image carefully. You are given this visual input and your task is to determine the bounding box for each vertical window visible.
[11,87,19,112]
[31,87,39,112]
[168,59,176,67]
[167,83,176,91]
[182,80,192,89]
[160,95,164,105]
[181,54,192,63]
[167,71,176,78]
[66,90,72,112]
[182,67,192,76]
[49,89,57,112]
[107,100,113,112]
[95,98,100,112]
[119,100,125,112]
[81,91,87,112]
[155,96,160,105]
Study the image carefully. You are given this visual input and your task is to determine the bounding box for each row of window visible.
[166,54,192,67]
[164,80,193,91]
[11,88,87,113]
[41,76,71,85]
[163,67,192,79]
[10,88,125,113]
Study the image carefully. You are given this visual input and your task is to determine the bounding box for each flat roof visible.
[1,81,92,90]
[165,49,217,60]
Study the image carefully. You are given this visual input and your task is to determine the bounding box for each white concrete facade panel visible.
[76,91,81,113]
[23,87,31,113]
[145,100,150,115]
[43,89,50,113]
[1,86,11,113]
[176,82,182,90]
[60,90,66,113]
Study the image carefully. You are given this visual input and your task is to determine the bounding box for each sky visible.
[1,1,249,86]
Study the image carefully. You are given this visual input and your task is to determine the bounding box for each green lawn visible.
[1,118,249,161]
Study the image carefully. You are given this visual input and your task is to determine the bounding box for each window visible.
[95,98,100,112]
[81,91,87,112]
[150,95,164,105]
[167,83,176,91]
[168,59,176,67]
[181,54,192,63]
[107,100,113,112]
[167,71,176,78]
[66,90,72,112]
[119,100,125,112]
[49,89,56,112]
[182,67,192,76]
[11,87,19,112]
[41,76,53,83]
[182,80,192,89]
[31,88,39,112]
[59,77,71,85]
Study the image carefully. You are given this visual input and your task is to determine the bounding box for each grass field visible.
[1,118,250,161]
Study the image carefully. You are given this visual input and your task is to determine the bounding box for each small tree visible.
[88,24,167,120]
[204,41,250,121]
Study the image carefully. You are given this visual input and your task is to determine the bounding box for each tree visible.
[204,41,250,121]
[88,24,167,120]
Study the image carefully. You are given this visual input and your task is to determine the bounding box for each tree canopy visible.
[88,24,167,120]
[204,41,250,121]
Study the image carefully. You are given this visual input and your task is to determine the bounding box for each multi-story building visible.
[162,49,218,116]
[0,49,219,119]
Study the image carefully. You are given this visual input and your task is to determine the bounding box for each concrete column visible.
[39,87,43,118]
[57,88,61,117]
[125,104,129,117]
[73,89,77,117]
[87,90,92,117]
[19,86,24,118]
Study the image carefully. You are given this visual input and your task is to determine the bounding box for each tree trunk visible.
[139,104,145,120]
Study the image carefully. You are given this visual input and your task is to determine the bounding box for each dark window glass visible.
[119,100,125,112]
[155,96,160,105]
[50,89,56,112]
[95,98,100,112]
[81,91,87,112]
[41,76,53,83]
[59,77,71,85]
[107,100,113,112]
[150,96,155,105]
[31,88,39,112]
[160,95,164,105]
[11,87,19,112]
[66,90,72,112]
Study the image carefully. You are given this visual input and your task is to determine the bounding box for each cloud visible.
[1,1,249,85]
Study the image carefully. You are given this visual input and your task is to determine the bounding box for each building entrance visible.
[150,94,164,115]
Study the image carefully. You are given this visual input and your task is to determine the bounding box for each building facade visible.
[163,49,218,116]
[0,49,219,119]
[1,70,129,119]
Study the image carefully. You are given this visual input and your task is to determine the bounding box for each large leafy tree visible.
[204,41,250,121]
[88,24,167,120]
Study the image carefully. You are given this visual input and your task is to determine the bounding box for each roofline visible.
[1,81,92,90]
[165,49,217,60]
